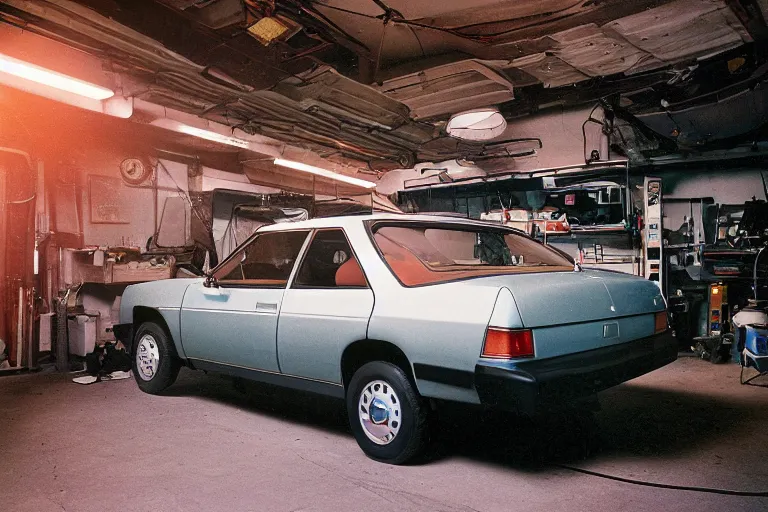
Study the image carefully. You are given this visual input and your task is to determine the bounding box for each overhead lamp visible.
[149,118,251,148]
[0,53,114,100]
[176,124,250,149]
[273,158,376,189]
[446,108,507,141]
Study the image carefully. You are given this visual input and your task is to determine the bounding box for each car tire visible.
[131,321,181,395]
[346,361,429,464]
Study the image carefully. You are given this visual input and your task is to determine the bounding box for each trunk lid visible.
[469,270,664,328]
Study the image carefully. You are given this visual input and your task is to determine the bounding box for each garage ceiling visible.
[1,0,767,172]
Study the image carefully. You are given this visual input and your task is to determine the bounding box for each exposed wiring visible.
[310,0,585,43]
[373,18,389,81]
[582,103,604,164]
[310,0,474,39]
[556,464,768,497]
[370,0,403,19]
[436,0,585,37]
[297,3,371,52]
[408,24,426,57]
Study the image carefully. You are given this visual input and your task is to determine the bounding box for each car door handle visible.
[201,287,228,299]
[255,302,278,314]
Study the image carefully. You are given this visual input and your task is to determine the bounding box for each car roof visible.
[256,213,502,232]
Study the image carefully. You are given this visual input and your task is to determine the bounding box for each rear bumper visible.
[474,331,677,416]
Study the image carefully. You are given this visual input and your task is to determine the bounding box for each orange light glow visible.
[712,287,720,295]
[0,53,114,100]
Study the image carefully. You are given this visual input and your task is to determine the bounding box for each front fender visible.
[119,278,199,358]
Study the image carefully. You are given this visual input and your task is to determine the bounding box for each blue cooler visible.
[741,325,768,373]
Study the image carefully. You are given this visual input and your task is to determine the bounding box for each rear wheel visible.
[132,321,181,394]
[346,361,429,464]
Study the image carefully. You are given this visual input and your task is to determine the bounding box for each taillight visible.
[654,311,668,334]
[482,327,534,359]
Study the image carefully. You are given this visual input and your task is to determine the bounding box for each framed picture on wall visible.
[89,175,130,224]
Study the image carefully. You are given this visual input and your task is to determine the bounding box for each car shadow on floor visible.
[431,384,765,468]
[164,368,351,435]
[163,369,763,469]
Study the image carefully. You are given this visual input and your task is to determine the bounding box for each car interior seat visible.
[335,257,367,287]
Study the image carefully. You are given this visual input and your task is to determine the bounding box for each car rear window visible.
[371,224,573,286]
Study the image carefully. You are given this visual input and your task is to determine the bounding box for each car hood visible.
[466,270,665,328]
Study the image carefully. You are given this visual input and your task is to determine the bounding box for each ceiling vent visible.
[377,60,514,120]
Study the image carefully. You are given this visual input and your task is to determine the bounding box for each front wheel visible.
[346,361,429,464]
[132,321,181,394]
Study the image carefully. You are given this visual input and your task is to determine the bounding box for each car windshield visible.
[372,224,573,286]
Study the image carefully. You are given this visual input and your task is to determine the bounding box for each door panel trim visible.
[183,307,275,315]
[188,358,345,398]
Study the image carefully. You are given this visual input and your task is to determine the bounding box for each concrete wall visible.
[77,150,156,247]
[51,148,191,248]
[661,168,767,203]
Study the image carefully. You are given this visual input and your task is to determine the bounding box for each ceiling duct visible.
[158,0,246,29]
[377,60,515,120]
[273,66,411,130]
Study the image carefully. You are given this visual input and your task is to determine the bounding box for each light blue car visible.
[115,214,676,464]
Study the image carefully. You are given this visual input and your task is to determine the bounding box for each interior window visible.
[294,229,366,288]
[216,230,309,286]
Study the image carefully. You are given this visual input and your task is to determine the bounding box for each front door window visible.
[215,230,309,286]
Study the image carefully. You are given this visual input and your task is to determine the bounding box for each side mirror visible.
[203,273,218,288]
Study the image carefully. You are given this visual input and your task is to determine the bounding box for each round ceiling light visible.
[446,108,507,141]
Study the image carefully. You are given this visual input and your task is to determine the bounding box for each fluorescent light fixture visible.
[177,124,250,148]
[274,158,376,189]
[0,53,114,100]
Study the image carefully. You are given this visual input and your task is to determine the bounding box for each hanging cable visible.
[582,103,604,164]
[309,0,473,39]
[309,0,585,42]
[408,25,426,57]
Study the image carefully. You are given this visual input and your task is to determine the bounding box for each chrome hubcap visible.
[358,379,401,445]
[136,334,160,381]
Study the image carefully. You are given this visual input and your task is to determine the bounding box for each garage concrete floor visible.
[1,356,767,512]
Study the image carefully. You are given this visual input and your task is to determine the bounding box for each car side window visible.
[293,229,367,288]
[216,230,309,286]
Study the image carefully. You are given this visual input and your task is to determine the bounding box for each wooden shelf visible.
[62,249,175,286]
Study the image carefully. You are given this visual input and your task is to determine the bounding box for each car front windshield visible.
[372,224,573,286]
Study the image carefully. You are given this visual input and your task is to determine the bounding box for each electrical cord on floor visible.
[556,464,768,497]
